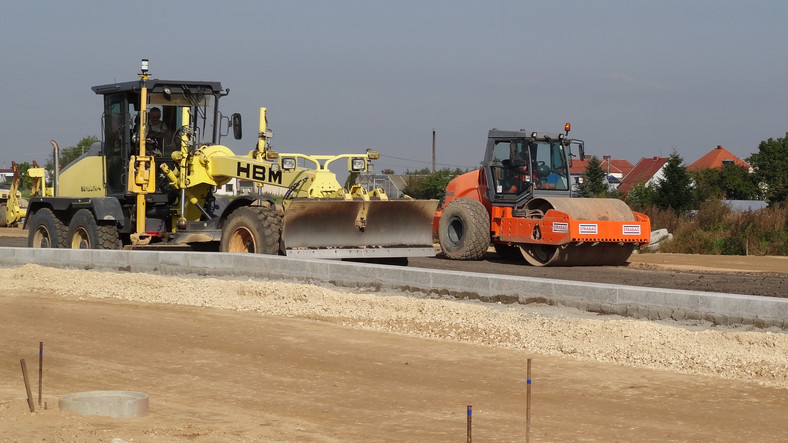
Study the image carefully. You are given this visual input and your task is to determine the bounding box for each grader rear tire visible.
[27,208,66,248]
[220,206,281,254]
[66,209,121,249]
[438,197,490,260]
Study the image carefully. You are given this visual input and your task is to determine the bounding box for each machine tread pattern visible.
[438,197,490,260]
[221,206,282,255]
[97,224,122,249]
[28,208,67,248]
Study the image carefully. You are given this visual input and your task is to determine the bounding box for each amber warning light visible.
[564,122,571,133]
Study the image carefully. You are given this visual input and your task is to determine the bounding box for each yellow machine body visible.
[29,64,437,259]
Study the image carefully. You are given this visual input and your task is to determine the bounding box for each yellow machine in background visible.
[0,161,50,228]
[25,60,437,259]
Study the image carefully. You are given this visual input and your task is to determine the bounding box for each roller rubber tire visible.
[438,197,490,260]
[220,206,281,254]
[27,208,66,248]
[66,209,121,249]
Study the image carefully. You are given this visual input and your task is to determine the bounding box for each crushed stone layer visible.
[3,264,787,390]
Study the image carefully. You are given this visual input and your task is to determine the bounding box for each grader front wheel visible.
[220,206,281,254]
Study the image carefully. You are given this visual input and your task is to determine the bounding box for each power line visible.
[378,153,475,170]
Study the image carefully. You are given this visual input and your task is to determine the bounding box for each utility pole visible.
[432,129,436,173]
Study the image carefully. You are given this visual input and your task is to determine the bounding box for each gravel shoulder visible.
[1,264,787,441]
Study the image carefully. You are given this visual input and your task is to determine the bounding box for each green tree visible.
[626,182,657,210]
[690,165,759,202]
[747,134,788,205]
[402,168,464,199]
[576,156,608,197]
[344,171,359,190]
[15,162,34,191]
[689,168,725,202]
[45,135,99,175]
[718,164,759,200]
[654,151,694,213]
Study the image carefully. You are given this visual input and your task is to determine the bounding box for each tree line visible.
[577,134,788,211]
[2,136,98,190]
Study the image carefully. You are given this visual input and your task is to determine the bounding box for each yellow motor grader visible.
[0,162,25,228]
[0,161,49,228]
[25,60,437,259]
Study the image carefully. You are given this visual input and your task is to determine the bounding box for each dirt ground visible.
[408,251,788,298]
[1,261,787,442]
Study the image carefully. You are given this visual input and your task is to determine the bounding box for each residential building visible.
[617,156,669,194]
[687,145,750,171]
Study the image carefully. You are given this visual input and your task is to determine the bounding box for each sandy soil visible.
[1,264,787,442]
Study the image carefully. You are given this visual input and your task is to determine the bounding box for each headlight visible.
[351,157,366,171]
[281,157,296,170]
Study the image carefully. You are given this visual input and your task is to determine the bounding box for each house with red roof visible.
[617,156,669,194]
[569,157,634,193]
[687,145,750,171]
[569,158,634,179]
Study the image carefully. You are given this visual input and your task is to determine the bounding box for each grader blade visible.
[283,199,439,259]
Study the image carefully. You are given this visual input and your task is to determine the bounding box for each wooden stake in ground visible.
[20,359,35,413]
[526,358,532,443]
[38,342,43,408]
[466,404,472,443]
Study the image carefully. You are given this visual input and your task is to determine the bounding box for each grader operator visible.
[25,60,437,259]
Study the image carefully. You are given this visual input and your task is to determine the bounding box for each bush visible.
[645,199,787,256]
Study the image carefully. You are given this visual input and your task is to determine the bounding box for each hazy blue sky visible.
[2,1,786,174]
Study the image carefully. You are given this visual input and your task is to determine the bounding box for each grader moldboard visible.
[434,124,651,266]
[25,60,438,261]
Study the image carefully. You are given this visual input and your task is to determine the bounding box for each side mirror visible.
[578,143,585,161]
[232,113,242,140]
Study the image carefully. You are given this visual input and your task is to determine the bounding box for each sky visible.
[1,1,787,175]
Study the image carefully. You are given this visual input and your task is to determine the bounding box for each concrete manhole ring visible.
[58,390,149,418]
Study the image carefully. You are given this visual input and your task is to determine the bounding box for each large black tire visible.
[66,209,121,249]
[438,197,490,260]
[0,205,7,228]
[27,208,66,248]
[220,206,281,254]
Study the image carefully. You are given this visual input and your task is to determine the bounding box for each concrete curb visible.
[1,247,785,329]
